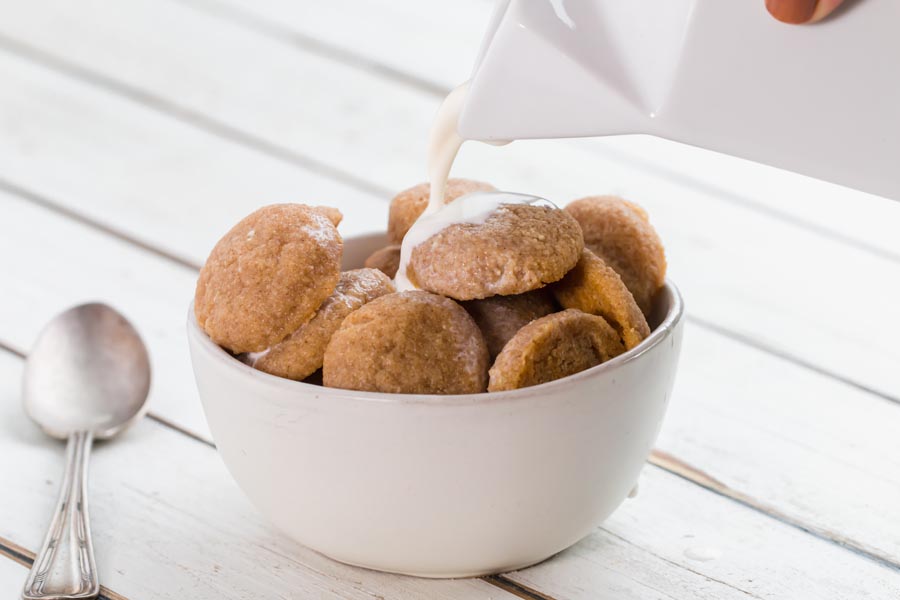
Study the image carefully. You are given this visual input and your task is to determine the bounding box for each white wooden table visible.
[1,1,899,598]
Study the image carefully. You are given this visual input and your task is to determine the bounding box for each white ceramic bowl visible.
[188,232,684,578]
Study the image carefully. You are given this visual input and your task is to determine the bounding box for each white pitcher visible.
[458,0,900,200]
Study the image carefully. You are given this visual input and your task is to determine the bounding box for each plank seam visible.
[0,338,214,448]
[1,342,898,582]
[599,528,762,599]
[648,451,900,573]
[593,146,900,264]
[1,13,897,269]
[687,314,900,407]
[0,177,201,272]
[2,174,900,569]
[177,0,900,265]
[177,0,448,98]
[3,161,896,408]
[483,574,560,600]
[0,534,130,600]
[0,339,25,358]
[0,33,394,200]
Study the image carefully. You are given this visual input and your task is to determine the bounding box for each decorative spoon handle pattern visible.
[23,430,98,600]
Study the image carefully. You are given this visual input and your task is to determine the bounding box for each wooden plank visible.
[0,348,897,599]
[182,0,489,93]
[0,187,211,438]
[3,176,900,571]
[0,557,27,600]
[0,2,897,398]
[506,464,900,600]
[1,2,892,596]
[7,0,900,257]
[0,538,129,600]
[0,352,515,600]
[656,326,900,565]
[193,0,487,97]
[0,47,387,267]
[197,0,900,255]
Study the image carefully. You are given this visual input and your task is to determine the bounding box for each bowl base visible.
[322,551,555,579]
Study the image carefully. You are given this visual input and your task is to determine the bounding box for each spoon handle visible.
[22,431,98,600]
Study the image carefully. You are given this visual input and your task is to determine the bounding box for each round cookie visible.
[323,291,489,394]
[552,249,650,350]
[250,269,395,380]
[565,195,666,316]
[488,309,625,392]
[364,244,401,279]
[462,289,556,359]
[194,204,342,353]
[409,203,584,300]
[314,205,344,228]
[387,178,496,244]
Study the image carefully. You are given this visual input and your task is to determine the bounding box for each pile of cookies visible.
[193,179,666,394]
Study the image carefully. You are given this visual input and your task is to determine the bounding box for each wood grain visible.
[0,350,517,600]
[193,0,900,258]
[0,539,129,600]
[0,348,896,599]
[0,2,898,598]
[507,464,900,600]
[0,556,30,600]
[0,0,897,399]
[3,173,900,574]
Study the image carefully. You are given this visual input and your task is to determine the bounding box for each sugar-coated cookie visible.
[195,204,342,353]
[409,204,583,300]
[552,249,650,350]
[250,269,395,380]
[364,244,401,279]
[488,309,625,392]
[463,289,556,359]
[323,291,489,394]
[387,178,496,244]
[566,196,666,316]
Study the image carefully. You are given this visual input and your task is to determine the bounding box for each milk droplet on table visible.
[683,545,722,562]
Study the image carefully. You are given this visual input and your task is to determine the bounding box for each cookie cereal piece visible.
[387,178,496,244]
[462,289,556,359]
[323,291,489,394]
[251,269,396,380]
[488,309,625,392]
[364,244,401,279]
[194,204,343,353]
[409,203,584,300]
[552,249,651,350]
[566,195,666,315]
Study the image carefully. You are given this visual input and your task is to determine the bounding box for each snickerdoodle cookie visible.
[364,244,401,279]
[387,178,496,243]
[488,309,625,392]
[408,203,583,300]
[552,249,650,350]
[250,269,395,380]
[463,289,556,359]
[323,291,489,394]
[194,204,342,353]
[566,196,666,316]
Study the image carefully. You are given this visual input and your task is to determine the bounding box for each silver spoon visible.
[21,303,151,600]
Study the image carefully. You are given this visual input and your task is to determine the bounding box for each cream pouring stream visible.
[395,83,540,292]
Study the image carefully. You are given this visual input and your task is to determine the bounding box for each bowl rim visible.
[188,280,683,406]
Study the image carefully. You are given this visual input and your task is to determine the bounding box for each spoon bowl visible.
[24,303,151,440]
